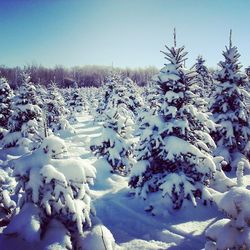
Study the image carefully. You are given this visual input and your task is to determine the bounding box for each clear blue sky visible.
[0,0,249,69]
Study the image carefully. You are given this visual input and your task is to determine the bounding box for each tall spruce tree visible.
[129,31,216,211]
[210,30,250,170]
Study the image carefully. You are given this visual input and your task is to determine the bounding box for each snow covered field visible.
[1,112,248,250]
[0,30,249,250]
[70,114,221,250]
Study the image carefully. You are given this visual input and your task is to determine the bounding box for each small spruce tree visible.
[90,105,135,175]
[192,56,213,97]
[0,77,13,130]
[4,136,96,247]
[95,71,122,121]
[45,83,72,132]
[3,73,44,149]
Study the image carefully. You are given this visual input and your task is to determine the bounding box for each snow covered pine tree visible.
[69,82,84,113]
[129,32,217,212]
[90,105,135,176]
[192,55,213,98]
[45,83,74,133]
[0,77,13,141]
[94,71,124,122]
[0,77,13,130]
[210,31,250,171]
[4,136,96,248]
[122,77,143,117]
[2,73,44,150]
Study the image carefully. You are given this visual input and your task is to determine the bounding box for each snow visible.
[206,186,250,249]
[1,111,250,250]
[61,113,225,249]
[79,224,115,250]
[4,203,41,242]
[42,219,72,250]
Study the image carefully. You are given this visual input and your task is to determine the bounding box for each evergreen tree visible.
[210,31,250,170]
[45,83,73,132]
[95,71,122,121]
[90,105,135,175]
[4,136,96,247]
[35,83,48,109]
[2,73,44,149]
[68,82,84,113]
[192,56,213,97]
[88,87,101,117]
[0,77,13,129]
[129,33,216,211]
[81,89,90,113]
[122,77,144,116]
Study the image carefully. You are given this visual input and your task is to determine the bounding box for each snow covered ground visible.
[54,113,222,250]
[0,112,249,250]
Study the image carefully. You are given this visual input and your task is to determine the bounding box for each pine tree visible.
[4,136,96,247]
[129,32,216,211]
[68,82,84,113]
[122,77,144,116]
[210,31,250,170]
[90,105,135,175]
[0,77,13,129]
[2,73,44,149]
[45,83,73,132]
[95,71,123,121]
[192,56,213,97]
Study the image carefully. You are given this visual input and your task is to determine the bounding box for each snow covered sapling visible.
[45,83,73,132]
[95,71,123,121]
[90,106,135,175]
[192,56,213,97]
[3,73,44,149]
[0,77,13,129]
[205,187,250,249]
[65,82,86,124]
[4,136,96,247]
[69,82,84,113]
[130,32,217,211]
[210,31,250,171]
[122,77,144,116]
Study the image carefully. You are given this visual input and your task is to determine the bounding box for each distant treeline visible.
[0,64,158,88]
